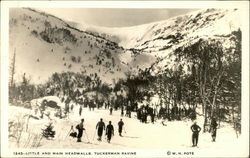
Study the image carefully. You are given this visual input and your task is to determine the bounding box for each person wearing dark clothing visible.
[76,119,85,142]
[71,104,74,111]
[104,102,107,109]
[210,118,218,142]
[135,102,138,112]
[96,118,105,141]
[110,107,113,115]
[79,106,82,116]
[151,112,155,123]
[121,106,124,116]
[187,107,192,117]
[190,121,201,147]
[118,119,124,136]
[106,121,114,143]
[65,98,71,113]
[142,109,147,123]
[190,110,197,120]
[107,101,110,109]
[137,109,141,120]
[172,105,178,120]
[141,107,146,123]
[92,101,95,111]
[128,110,131,118]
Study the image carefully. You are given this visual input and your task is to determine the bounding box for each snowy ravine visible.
[6,7,247,158]
[9,105,241,151]
[9,8,241,85]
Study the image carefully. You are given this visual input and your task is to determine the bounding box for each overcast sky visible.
[38,8,198,27]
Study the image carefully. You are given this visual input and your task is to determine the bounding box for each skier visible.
[142,108,147,123]
[107,100,110,109]
[121,106,124,116]
[137,108,141,120]
[70,104,74,111]
[118,119,124,136]
[79,106,82,116]
[110,107,113,115]
[106,121,114,143]
[128,109,131,118]
[96,118,106,141]
[151,109,155,124]
[135,102,138,112]
[76,119,85,142]
[190,121,201,147]
[64,97,71,113]
[92,101,95,111]
[210,117,218,142]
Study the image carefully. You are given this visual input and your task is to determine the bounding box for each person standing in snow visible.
[210,117,218,142]
[64,97,71,113]
[76,119,85,142]
[121,106,124,116]
[128,109,131,118]
[79,106,82,116]
[106,121,114,143]
[142,108,147,123]
[107,100,110,109]
[92,101,95,111]
[110,107,113,115]
[190,121,201,147]
[70,104,74,111]
[151,109,155,124]
[96,118,106,141]
[118,119,124,136]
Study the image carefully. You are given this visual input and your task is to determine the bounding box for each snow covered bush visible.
[9,118,25,147]
[42,123,56,139]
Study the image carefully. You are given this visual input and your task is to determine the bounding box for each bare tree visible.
[10,48,16,87]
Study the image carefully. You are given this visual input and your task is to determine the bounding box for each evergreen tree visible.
[42,123,55,139]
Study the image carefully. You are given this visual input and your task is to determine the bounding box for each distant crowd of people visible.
[136,104,197,124]
[61,93,198,126]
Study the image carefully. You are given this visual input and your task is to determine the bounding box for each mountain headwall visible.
[9,8,129,84]
[9,8,241,85]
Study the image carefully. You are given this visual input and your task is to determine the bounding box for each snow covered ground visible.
[8,105,242,152]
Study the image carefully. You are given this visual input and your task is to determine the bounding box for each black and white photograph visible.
[1,1,249,158]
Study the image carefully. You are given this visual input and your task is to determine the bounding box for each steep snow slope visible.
[75,9,241,75]
[9,8,129,85]
[77,9,240,50]
[9,8,241,85]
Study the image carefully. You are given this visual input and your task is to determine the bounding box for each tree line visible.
[9,29,241,135]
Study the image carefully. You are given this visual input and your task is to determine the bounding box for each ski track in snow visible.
[9,105,241,151]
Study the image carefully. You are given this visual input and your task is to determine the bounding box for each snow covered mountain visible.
[9,8,129,84]
[76,8,240,73]
[77,9,240,50]
[9,8,241,85]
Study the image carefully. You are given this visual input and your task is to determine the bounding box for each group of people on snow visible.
[73,116,217,147]
[73,118,125,143]
[137,104,155,123]
[190,117,218,147]
[95,118,115,143]
[36,95,218,147]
